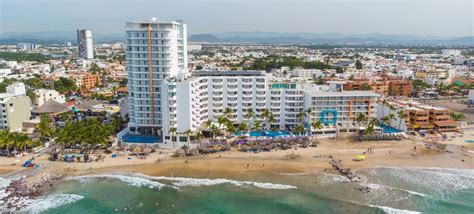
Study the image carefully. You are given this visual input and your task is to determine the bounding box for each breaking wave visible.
[23,193,84,213]
[140,174,298,190]
[367,204,422,214]
[68,174,174,189]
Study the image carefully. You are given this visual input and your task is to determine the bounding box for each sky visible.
[0,0,472,37]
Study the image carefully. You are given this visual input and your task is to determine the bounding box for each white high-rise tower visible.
[77,29,94,59]
[125,18,188,138]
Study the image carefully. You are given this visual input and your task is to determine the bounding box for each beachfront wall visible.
[376,104,408,132]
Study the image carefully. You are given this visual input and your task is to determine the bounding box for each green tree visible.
[244,108,255,132]
[354,113,368,128]
[37,114,54,141]
[397,110,406,130]
[54,77,77,94]
[0,128,12,156]
[294,124,305,135]
[183,129,193,152]
[169,127,177,148]
[355,60,363,70]
[310,119,323,141]
[360,83,372,91]
[261,109,274,131]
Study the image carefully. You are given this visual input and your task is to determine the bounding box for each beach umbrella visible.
[355,155,366,160]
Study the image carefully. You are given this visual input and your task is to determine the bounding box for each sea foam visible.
[136,174,298,190]
[367,167,474,192]
[367,204,422,214]
[23,194,84,213]
[69,174,174,189]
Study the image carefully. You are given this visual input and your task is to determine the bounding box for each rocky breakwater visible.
[1,174,63,211]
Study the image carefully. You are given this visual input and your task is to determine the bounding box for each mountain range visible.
[0,31,472,46]
[189,32,473,46]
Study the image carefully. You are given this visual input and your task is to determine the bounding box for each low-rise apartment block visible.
[0,83,32,131]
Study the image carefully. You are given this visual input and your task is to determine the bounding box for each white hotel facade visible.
[125,18,188,137]
[124,18,379,147]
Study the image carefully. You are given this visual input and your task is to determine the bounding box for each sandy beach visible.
[2,133,474,182]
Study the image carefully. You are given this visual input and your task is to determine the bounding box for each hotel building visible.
[158,70,378,146]
[125,18,188,137]
[123,18,379,147]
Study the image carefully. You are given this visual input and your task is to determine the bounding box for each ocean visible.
[1,167,474,213]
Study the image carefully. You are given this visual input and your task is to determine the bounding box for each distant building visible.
[344,79,412,96]
[32,89,66,108]
[188,43,202,52]
[334,61,354,68]
[77,29,94,59]
[0,69,12,77]
[16,43,38,51]
[388,80,413,96]
[441,49,461,56]
[0,83,32,131]
[468,90,474,105]
[82,73,101,90]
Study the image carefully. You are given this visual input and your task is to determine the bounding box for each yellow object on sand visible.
[356,155,366,160]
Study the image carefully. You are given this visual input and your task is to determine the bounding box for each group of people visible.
[363,147,375,154]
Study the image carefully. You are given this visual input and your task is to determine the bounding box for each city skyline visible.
[1,0,472,37]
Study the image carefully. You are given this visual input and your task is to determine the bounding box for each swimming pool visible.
[235,131,291,138]
[122,134,161,143]
[380,124,401,133]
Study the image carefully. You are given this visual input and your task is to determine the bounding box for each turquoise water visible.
[380,124,401,133]
[235,131,291,138]
[3,167,473,213]
[122,134,160,143]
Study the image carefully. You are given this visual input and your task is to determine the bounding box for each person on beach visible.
[246,163,250,168]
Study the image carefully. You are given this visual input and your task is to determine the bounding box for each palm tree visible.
[9,132,29,153]
[38,114,53,141]
[310,119,323,141]
[365,118,378,136]
[209,124,221,139]
[261,109,273,131]
[15,133,33,153]
[0,128,11,156]
[223,107,233,118]
[381,99,388,117]
[183,129,193,152]
[382,115,391,126]
[305,108,314,134]
[387,113,396,126]
[354,113,368,128]
[253,120,262,131]
[244,108,255,132]
[169,127,177,148]
[225,120,236,134]
[194,130,204,140]
[237,123,247,137]
[294,124,305,135]
[396,110,406,129]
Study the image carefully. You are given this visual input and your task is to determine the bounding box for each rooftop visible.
[306,90,380,97]
[192,70,265,77]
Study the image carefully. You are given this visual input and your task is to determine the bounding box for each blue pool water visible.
[235,131,291,138]
[380,124,401,133]
[122,134,160,143]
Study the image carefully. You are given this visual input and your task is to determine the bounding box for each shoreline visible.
[2,136,473,183]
